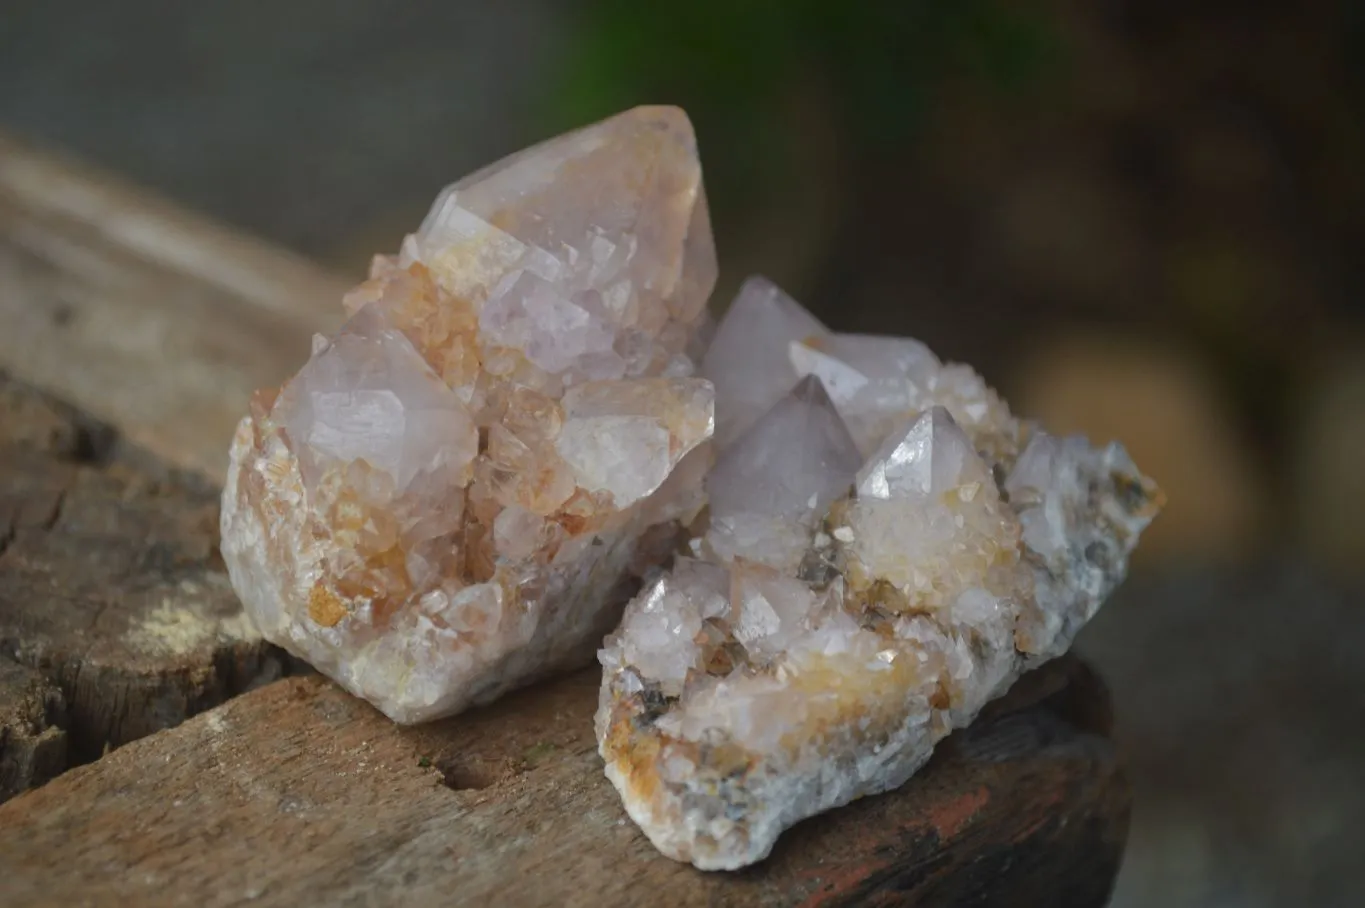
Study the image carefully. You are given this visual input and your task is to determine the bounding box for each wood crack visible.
[0,373,284,788]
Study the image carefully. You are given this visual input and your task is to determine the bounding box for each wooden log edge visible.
[0,655,1127,907]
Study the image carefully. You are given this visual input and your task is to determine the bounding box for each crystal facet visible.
[702,283,1015,461]
[702,276,829,448]
[702,375,863,572]
[222,107,717,723]
[597,277,1162,870]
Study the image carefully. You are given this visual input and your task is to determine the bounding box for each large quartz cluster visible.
[596,277,1163,869]
[221,107,718,723]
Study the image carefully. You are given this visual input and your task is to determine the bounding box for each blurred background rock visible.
[2,0,1361,903]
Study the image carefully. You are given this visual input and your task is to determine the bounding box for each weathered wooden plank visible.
[0,655,1125,907]
[0,373,288,784]
[0,132,345,482]
[0,135,324,779]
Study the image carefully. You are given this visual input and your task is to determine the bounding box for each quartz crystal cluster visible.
[596,277,1163,870]
[221,107,718,723]
[220,101,1160,870]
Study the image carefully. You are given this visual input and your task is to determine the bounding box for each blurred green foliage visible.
[552,1,1057,212]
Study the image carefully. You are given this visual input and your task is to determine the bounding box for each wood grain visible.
[0,373,288,782]
[0,132,345,483]
[0,656,66,801]
[0,656,1126,908]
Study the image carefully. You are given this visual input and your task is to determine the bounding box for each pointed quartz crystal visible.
[841,408,1020,609]
[789,333,939,452]
[597,275,1163,870]
[703,375,862,572]
[702,276,1018,460]
[410,106,716,329]
[278,308,479,499]
[222,107,717,723]
[854,406,985,501]
[702,276,829,448]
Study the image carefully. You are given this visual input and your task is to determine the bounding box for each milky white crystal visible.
[221,106,717,723]
[597,277,1163,870]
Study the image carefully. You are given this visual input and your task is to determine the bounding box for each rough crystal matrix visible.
[597,277,1163,869]
[221,107,717,723]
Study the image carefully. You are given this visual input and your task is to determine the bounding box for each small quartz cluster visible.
[596,277,1163,869]
[221,107,718,723]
